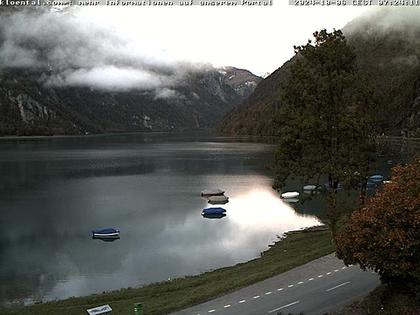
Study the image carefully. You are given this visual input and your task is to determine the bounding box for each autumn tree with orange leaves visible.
[336,158,420,287]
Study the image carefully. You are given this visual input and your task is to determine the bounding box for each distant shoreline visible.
[0,130,202,141]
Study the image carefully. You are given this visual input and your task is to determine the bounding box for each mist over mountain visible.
[0,8,261,136]
[220,8,420,137]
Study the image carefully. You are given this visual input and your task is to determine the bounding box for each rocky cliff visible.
[0,67,261,136]
[0,8,261,136]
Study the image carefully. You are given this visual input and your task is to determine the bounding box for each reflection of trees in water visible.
[0,237,63,304]
[285,159,402,221]
[0,233,126,304]
[0,268,56,304]
[377,136,420,163]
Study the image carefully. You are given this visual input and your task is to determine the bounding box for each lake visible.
[0,133,321,305]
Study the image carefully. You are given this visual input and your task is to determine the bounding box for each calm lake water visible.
[0,133,321,305]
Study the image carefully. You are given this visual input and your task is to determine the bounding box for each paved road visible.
[172,254,380,315]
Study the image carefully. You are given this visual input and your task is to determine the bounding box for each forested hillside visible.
[0,67,260,136]
[220,8,420,137]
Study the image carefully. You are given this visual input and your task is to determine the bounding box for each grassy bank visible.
[1,227,334,315]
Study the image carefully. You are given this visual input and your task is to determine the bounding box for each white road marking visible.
[326,272,332,275]
[265,291,272,295]
[326,281,351,292]
[208,310,215,313]
[308,278,314,281]
[288,284,294,287]
[268,300,300,313]
[277,288,284,291]
[223,305,231,308]
[253,295,260,299]
[318,275,323,278]
[298,281,304,284]
[239,300,246,304]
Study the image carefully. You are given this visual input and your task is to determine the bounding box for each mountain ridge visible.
[0,66,261,136]
[219,9,420,137]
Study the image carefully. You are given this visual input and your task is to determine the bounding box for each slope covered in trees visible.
[220,8,420,137]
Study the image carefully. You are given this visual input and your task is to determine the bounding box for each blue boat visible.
[201,207,226,216]
[92,228,120,239]
[202,213,226,219]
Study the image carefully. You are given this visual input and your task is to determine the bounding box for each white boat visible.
[208,195,229,204]
[201,189,225,197]
[303,185,317,191]
[281,191,300,199]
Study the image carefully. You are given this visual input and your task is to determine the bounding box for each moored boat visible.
[369,174,384,182]
[202,212,226,219]
[201,207,226,216]
[281,191,300,199]
[208,195,229,204]
[303,185,317,191]
[92,228,120,239]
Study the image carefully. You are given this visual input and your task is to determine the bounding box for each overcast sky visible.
[76,3,371,75]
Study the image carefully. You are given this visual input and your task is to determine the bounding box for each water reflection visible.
[0,134,320,305]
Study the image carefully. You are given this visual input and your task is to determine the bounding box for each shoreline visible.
[1,226,334,315]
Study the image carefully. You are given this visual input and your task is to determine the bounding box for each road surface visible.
[172,253,380,315]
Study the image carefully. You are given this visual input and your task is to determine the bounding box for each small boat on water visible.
[303,185,317,191]
[208,195,229,204]
[92,228,120,239]
[369,175,384,182]
[281,191,300,199]
[202,212,226,219]
[201,189,225,197]
[202,207,226,216]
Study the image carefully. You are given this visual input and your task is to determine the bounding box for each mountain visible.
[0,67,261,136]
[0,8,261,136]
[220,8,420,137]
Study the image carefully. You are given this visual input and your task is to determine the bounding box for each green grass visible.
[1,227,334,315]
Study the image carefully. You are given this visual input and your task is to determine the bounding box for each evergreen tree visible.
[273,29,376,239]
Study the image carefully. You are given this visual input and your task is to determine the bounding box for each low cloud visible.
[44,66,172,91]
[344,7,420,40]
[153,88,183,100]
[0,8,203,91]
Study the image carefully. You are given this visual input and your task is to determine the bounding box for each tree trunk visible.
[359,180,367,208]
[327,178,339,244]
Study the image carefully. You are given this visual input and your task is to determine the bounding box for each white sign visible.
[86,304,112,315]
